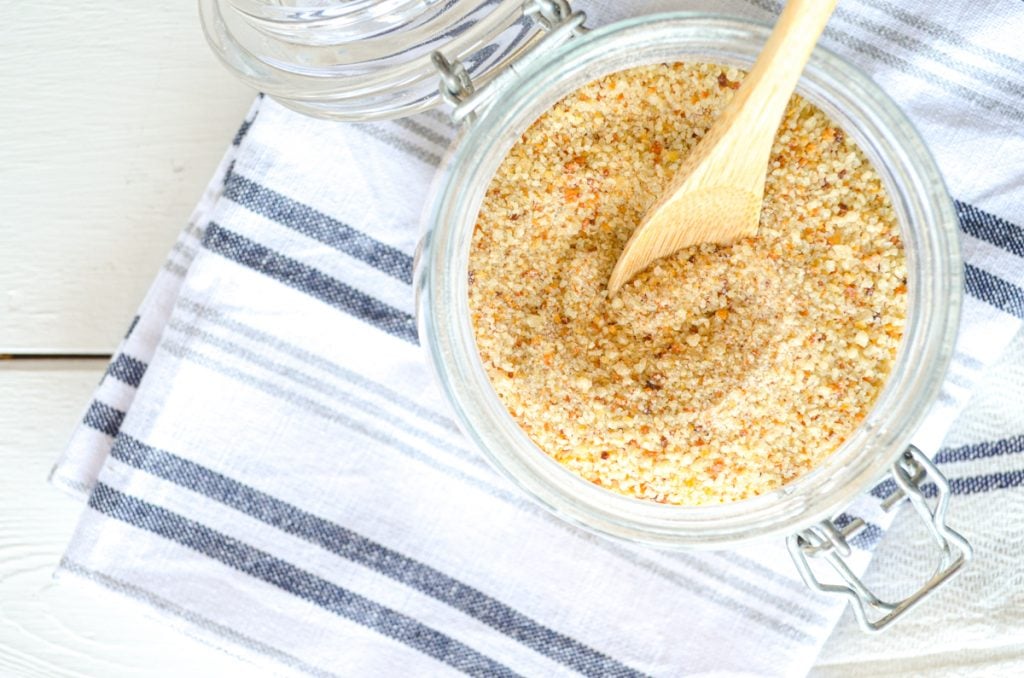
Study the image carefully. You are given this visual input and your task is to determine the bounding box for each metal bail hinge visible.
[431,0,588,124]
[432,51,476,109]
[787,445,972,632]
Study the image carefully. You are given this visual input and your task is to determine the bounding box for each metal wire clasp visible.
[431,0,588,124]
[787,446,972,632]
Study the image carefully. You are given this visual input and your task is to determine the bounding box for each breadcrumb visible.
[468,63,907,505]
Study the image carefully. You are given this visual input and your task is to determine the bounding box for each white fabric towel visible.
[50,1,1024,676]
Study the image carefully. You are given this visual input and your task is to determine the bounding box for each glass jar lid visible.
[199,0,563,121]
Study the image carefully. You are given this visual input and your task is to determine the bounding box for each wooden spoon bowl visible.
[609,0,838,294]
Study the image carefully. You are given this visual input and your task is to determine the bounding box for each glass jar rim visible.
[417,12,963,549]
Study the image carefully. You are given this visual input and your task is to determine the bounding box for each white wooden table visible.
[1,4,268,676]
[3,4,1021,677]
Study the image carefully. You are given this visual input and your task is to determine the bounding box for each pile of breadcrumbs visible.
[468,62,907,505]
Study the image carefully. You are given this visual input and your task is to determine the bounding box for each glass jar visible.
[414,11,970,631]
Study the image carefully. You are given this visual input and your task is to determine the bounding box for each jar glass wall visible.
[416,13,962,549]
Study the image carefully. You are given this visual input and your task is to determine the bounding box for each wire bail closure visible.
[431,0,588,125]
[787,446,972,632]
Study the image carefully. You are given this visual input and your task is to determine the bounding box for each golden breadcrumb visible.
[468,62,907,505]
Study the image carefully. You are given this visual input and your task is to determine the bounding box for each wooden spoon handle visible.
[726,0,839,174]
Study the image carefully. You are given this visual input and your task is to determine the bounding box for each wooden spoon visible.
[608,0,838,294]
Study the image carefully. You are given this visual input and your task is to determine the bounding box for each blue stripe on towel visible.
[232,119,254,147]
[942,469,1024,496]
[964,264,1024,319]
[108,433,644,678]
[203,223,418,343]
[952,202,1024,316]
[869,434,1024,501]
[106,353,148,388]
[83,401,126,438]
[87,483,521,678]
[224,173,414,284]
[934,434,1024,464]
[956,201,1024,259]
[124,315,140,340]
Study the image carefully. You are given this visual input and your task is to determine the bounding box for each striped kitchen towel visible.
[50,1,1024,676]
